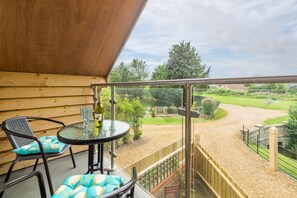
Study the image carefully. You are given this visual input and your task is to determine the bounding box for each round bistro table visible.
[57,120,130,173]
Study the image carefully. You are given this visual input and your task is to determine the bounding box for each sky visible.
[116,0,297,78]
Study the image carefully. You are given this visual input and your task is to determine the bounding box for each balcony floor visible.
[0,151,153,198]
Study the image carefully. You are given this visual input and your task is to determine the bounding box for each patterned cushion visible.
[52,174,124,198]
[12,136,66,155]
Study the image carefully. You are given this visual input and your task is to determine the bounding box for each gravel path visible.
[115,104,297,197]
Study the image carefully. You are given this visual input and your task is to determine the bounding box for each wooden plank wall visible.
[0,71,106,175]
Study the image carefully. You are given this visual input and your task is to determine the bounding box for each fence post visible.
[195,133,200,145]
[247,129,250,146]
[269,127,278,171]
[241,125,245,141]
[255,124,264,154]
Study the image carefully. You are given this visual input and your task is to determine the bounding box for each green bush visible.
[149,87,183,107]
[131,98,146,140]
[167,106,177,114]
[201,98,220,118]
[122,132,133,144]
[206,87,246,96]
[151,107,156,118]
[288,104,297,151]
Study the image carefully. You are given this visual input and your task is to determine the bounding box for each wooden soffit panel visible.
[0,0,147,77]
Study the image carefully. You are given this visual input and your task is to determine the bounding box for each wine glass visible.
[80,107,92,132]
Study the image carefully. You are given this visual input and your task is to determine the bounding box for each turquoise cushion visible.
[52,174,124,198]
[12,136,66,155]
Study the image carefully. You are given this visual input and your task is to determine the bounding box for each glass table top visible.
[57,120,130,145]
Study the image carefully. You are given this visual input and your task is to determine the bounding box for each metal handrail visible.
[92,75,297,87]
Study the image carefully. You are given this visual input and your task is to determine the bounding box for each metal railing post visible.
[110,86,117,171]
[92,86,98,154]
[185,83,192,198]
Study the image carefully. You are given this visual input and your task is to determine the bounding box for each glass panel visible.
[97,82,296,198]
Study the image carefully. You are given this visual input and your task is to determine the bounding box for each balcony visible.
[1,75,297,198]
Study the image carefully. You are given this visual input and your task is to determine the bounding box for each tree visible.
[129,59,149,81]
[109,59,149,82]
[167,41,210,79]
[108,59,149,99]
[152,64,168,80]
[108,62,132,82]
[150,41,210,107]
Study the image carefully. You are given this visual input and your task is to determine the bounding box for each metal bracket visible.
[109,99,117,105]
[109,150,117,158]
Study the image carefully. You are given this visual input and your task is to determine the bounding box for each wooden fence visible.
[194,143,248,198]
[0,71,105,174]
[138,148,181,191]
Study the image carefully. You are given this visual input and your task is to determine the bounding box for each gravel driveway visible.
[116,104,297,197]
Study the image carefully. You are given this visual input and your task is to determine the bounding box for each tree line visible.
[108,41,211,107]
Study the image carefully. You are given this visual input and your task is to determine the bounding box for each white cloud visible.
[117,0,297,78]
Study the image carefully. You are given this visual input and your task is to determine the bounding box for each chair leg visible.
[130,186,135,198]
[41,157,54,195]
[0,159,18,198]
[33,159,39,171]
[4,159,18,182]
[69,147,76,168]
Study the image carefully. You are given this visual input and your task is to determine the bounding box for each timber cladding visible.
[0,71,106,175]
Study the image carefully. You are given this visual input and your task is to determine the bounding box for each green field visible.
[249,143,297,179]
[264,115,289,125]
[142,108,227,125]
[204,94,295,111]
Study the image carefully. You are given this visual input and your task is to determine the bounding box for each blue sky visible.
[116,0,297,78]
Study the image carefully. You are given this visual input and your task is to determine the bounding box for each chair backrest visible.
[2,116,35,149]
[100,167,138,198]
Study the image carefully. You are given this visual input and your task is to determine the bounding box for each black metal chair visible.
[0,167,137,198]
[0,171,47,198]
[1,116,76,195]
[99,167,138,198]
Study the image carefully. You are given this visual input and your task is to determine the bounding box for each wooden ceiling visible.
[0,0,147,77]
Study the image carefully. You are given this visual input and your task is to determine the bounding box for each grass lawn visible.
[142,108,227,125]
[248,143,297,179]
[264,115,289,125]
[204,94,295,111]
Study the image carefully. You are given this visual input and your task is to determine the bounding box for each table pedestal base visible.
[86,144,104,174]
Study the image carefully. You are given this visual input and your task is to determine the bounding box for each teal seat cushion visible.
[12,136,66,155]
[52,174,124,198]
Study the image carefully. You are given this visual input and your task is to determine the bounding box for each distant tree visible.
[167,41,210,79]
[151,64,168,80]
[108,62,132,82]
[150,41,210,106]
[109,59,149,82]
[129,59,149,81]
[108,59,149,99]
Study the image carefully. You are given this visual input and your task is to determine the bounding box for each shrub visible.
[201,98,220,118]
[206,87,246,96]
[167,106,177,114]
[288,104,297,151]
[151,107,156,118]
[122,132,133,144]
[131,98,146,140]
[131,120,142,140]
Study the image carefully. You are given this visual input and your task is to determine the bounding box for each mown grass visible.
[142,108,227,125]
[248,143,297,179]
[264,115,289,125]
[204,94,294,111]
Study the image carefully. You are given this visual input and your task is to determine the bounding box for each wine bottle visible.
[95,98,104,127]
